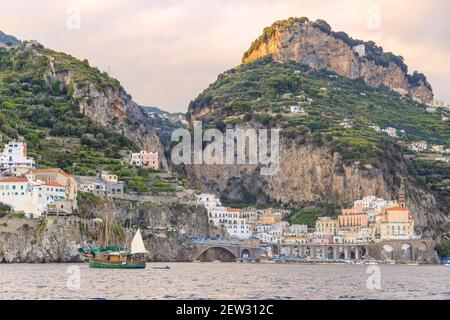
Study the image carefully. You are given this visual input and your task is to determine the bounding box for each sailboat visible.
[79,196,148,269]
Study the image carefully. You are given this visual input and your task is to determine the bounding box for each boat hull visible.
[89,259,146,269]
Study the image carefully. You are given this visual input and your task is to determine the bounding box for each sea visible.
[1,263,449,300]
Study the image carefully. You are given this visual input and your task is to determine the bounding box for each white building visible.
[382,127,397,138]
[0,176,66,218]
[369,125,382,133]
[290,106,306,114]
[0,141,36,170]
[339,119,354,129]
[408,141,428,152]
[206,207,252,240]
[256,222,289,244]
[431,145,445,153]
[73,175,106,195]
[196,193,222,209]
[354,196,395,210]
[426,107,437,114]
[288,224,308,235]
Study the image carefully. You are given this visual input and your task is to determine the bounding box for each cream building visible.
[378,184,415,241]
[27,168,78,207]
[379,206,415,240]
[315,217,339,236]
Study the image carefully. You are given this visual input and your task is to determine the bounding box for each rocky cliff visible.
[183,18,449,235]
[0,198,215,263]
[242,18,433,103]
[177,128,447,235]
[21,42,167,167]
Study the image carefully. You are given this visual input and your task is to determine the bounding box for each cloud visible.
[1,0,449,111]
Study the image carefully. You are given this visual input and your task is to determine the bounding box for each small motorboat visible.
[152,266,171,270]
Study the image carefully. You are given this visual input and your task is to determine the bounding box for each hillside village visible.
[0,136,421,248]
[0,138,167,218]
[195,184,419,247]
[0,21,449,262]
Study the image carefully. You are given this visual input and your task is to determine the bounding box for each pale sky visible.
[1,0,449,112]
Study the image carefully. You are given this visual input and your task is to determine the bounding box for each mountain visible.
[184,18,449,235]
[242,17,433,103]
[0,31,21,46]
[0,39,166,175]
[141,106,186,153]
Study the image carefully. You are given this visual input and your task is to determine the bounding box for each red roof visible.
[387,206,408,211]
[45,181,65,187]
[0,177,29,183]
[32,168,70,177]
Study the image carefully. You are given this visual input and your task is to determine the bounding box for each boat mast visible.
[103,194,109,247]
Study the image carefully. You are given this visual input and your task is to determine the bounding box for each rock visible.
[0,199,215,263]
[242,19,433,104]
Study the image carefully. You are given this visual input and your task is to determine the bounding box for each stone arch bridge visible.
[190,239,436,263]
[190,239,267,262]
[271,239,436,263]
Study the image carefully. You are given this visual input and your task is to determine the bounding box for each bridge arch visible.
[326,246,334,259]
[416,241,429,262]
[195,246,238,262]
[382,244,394,261]
[401,243,413,261]
[241,249,251,260]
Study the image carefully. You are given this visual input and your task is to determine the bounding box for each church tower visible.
[398,180,406,208]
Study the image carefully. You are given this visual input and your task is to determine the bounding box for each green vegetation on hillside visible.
[189,57,449,210]
[286,204,339,228]
[0,202,13,218]
[190,57,449,150]
[409,160,450,212]
[0,44,138,176]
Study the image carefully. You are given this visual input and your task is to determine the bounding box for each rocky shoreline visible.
[0,198,219,263]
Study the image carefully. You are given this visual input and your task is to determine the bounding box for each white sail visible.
[130,229,147,254]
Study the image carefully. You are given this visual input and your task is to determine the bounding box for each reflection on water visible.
[1,263,449,300]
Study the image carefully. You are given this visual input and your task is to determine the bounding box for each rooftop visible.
[0,177,29,183]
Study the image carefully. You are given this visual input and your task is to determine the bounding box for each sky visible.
[1,0,449,112]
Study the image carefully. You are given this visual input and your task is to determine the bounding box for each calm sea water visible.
[1,263,449,300]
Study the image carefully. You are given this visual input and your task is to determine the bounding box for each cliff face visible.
[242,20,433,103]
[182,19,448,234]
[178,132,446,234]
[38,45,167,167]
[0,200,215,263]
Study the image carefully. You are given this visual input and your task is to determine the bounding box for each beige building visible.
[315,217,339,236]
[259,213,282,225]
[378,184,415,241]
[379,206,415,240]
[27,168,78,205]
[100,171,118,183]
